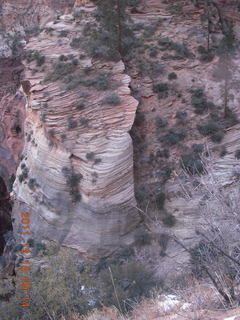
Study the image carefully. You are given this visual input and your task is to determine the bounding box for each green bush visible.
[210,131,224,143]
[191,143,204,154]
[153,82,169,99]
[79,117,89,126]
[36,54,45,66]
[134,112,145,126]
[25,50,45,66]
[176,111,187,124]
[149,47,159,57]
[18,166,29,183]
[61,134,66,141]
[158,233,170,256]
[160,128,187,146]
[86,152,95,160]
[156,192,166,210]
[235,149,240,159]
[0,250,161,319]
[181,153,205,175]
[155,116,168,128]
[59,54,68,61]
[191,88,214,114]
[44,62,76,82]
[62,168,82,202]
[166,4,183,15]
[76,102,85,110]
[197,120,223,138]
[168,72,177,80]
[68,117,78,129]
[162,214,176,227]
[137,60,165,78]
[102,93,121,106]
[83,72,111,90]
[70,37,82,48]
[28,178,38,190]
[156,149,169,159]
[158,37,192,59]
[59,30,69,37]
[134,230,152,246]
[197,46,215,62]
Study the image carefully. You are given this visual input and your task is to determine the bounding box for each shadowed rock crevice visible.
[0,176,12,256]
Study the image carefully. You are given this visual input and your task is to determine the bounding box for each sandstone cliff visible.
[12,1,140,258]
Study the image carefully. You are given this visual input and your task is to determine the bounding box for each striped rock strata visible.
[12,3,140,258]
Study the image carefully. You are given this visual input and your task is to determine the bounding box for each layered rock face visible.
[124,0,240,278]
[0,0,75,32]
[1,0,240,264]
[12,2,140,258]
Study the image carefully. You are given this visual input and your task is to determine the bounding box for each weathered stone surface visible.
[12,4,140,258]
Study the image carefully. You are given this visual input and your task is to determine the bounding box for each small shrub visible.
[61,134,66,141]
[156,192,166,210]
[156,149,169,159]
[18,174,24,183]
[68,117,78,129]
[62,168,82,202]
[86,152,95,160]
[168,72,177,80]
[235,149,240,159]
[159,37,192,59]
[36,54,45,66]
[157,165,172,183]
[155,116,168,128]
[59,54,68,61]
[98,260,161,312]
[22,166,29,180]
[148,61,165,77]
[28,178,38,190]
[159,233,170,256]
[76,102,85,110]
[83,72,111,90]
[101,93,121,106]
[44,62,76,82]
[134,112,145,126]
[160,128,187,146]
[176,111,187,124]
[79,117,89,126]
[20,163,26,169]
[153,82,169,99]
[149,47,158,57]
[162,214,176,227]
[70,37,81,48]
[192,143,204,154]
[191,88,214,114]
[210,131,224,143]
[72,58,79,66]
[220,146,227,157]
[59,30,69,37]
[181,153,205,175]
[197,120,223,137]
[134,230,151,246]
[167,4,183,15]
[197,46,215,62]
[94,158,102,165]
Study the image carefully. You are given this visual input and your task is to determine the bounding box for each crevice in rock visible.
[0,176,13,256]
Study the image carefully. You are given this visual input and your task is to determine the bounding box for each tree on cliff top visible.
[88,0,141,61]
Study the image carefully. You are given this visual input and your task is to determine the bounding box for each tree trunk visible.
[116,0,123,56]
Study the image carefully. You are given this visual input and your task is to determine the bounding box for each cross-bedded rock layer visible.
[12,3,140,258]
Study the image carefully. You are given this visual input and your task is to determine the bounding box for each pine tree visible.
[91,0,137,61]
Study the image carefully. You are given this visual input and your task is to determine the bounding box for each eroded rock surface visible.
[12,2,140,258]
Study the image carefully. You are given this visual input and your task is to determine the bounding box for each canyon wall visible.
[1,0,240,264]
[11,1,140,258]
